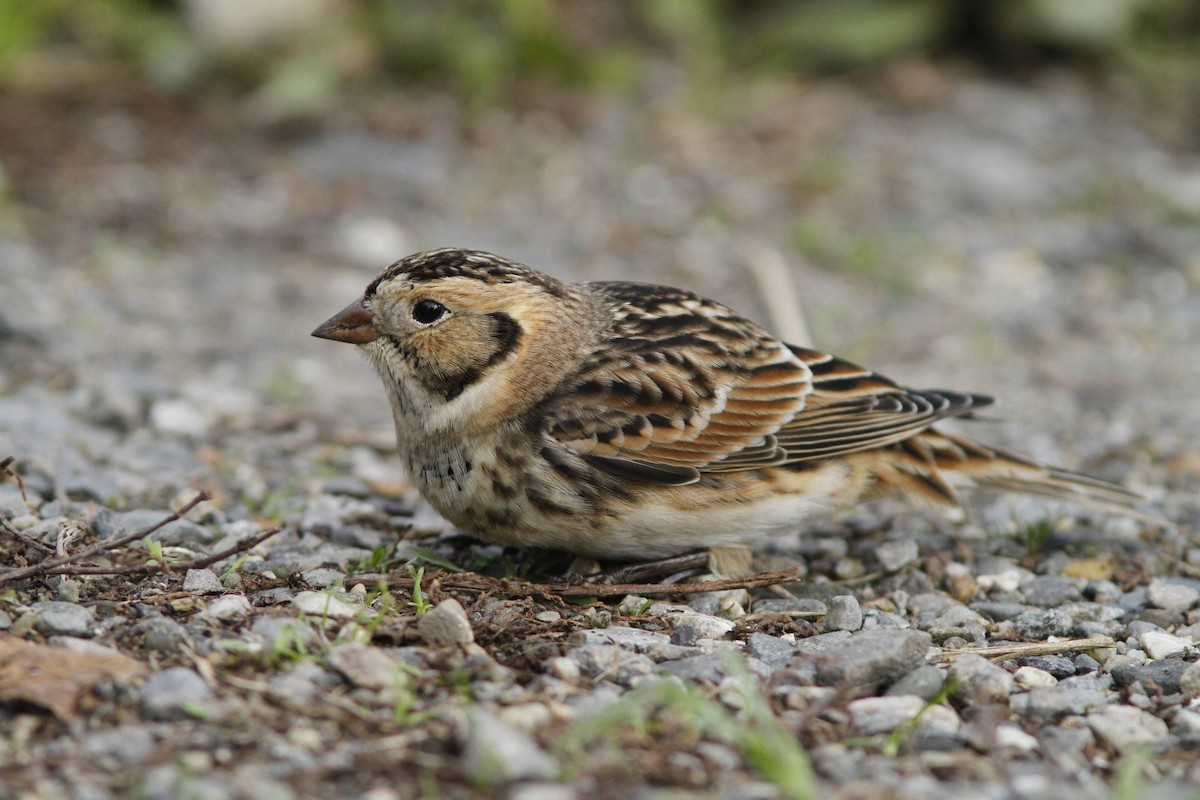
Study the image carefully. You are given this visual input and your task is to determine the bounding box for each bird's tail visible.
[887,429,1166,526]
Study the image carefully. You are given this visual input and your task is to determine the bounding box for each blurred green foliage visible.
[1,0,1198,107]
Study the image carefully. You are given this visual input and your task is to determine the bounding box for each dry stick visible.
[33,526,282,577]
[1,518,55,555]
[931,635,1117,663]
[0,492,210,585]
[361,566,803,599]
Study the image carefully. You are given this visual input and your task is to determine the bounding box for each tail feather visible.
[913,429,1168,527]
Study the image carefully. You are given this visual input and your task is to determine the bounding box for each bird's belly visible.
[412,449,865,560]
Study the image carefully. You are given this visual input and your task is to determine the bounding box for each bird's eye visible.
[412,299,448,325]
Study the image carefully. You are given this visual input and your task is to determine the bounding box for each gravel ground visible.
[2,65,1200,799]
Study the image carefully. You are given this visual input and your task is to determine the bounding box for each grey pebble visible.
[96,508,217,546]
[572,626,671,653]
[1087,705,1170,754]
[182,568,223,594]
[886,665,946,701]
[657,653,742,684]
[874,540,919,572]
[1011,686,1108,721]
[814,629,932,695]
[569,644,656,686]
[948,653,1014,710]
[81,725,158,768]
[54,579,81,603]
[198,594,252,621]
[1014,609,1074,639]
[745,632,796,667]
[1147,578,1200,613]
[417,598,474,647]
[753,598,827,615]
[1180,662,1200,698]
[1074,654,1101,673]
[31,601,94,638]
[1022,575,1083,607]
[327,643,402,691]
[300,567,346,588]
[793,630,853,656]
[461,708,558,784]
[1014,655,1076,679]
[130,616,192,653]
[825,595,863,632]
[140,667,211,720]
[1110,658,1190,695]
[970,602,1037,622]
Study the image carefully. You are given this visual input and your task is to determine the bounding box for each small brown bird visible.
[313,248,1148,567]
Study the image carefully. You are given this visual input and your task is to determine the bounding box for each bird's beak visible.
[311,298,379,344]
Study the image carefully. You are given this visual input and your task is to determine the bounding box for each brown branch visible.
[0,492,210,585]
[1,518,55,555]
[1,456,29,503]
[31,526,282,577]
[357,566,803,600]
[931,635,1117,663]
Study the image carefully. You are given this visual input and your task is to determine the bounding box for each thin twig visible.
[31,527,282,578]
[0,456,29,504]
[0,493,210,585]
[931,635,1117,663]
[1,518,55,555]
[357,566,803,599]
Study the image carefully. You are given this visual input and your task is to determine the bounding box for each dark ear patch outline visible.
[583,453,701,485]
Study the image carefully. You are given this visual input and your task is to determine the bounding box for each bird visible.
[312,247,1152,572]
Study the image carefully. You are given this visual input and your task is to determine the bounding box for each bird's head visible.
[313,248,593,436]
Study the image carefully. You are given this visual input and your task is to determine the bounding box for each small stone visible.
[417,598,474,647]
[970,602,1037,622]
[1087,705,1169,754]
[301,568,347,588]
[31,601,94,638]
[198,595,252,621]
[101,509,217,546]
[140,667,211,720]
[886,665,946,700]
[948,654,1014,710]
[1014,609,1073,639]
[848,695,925,734]
[1140,630,1189,659]
[1181,662,1200,698]
[834,558,866,580]
[1074,654,1101,673]
[875,540,919,572]
[130,616,192,652]
[548,656,581,682]
[825,595,863,632]
[657,653,737,685]
[54,580,81,603]
[572,627,671,653]
[977,569,1023,593]
[746,632,795,667]
[461,709,558,784]
[1110,658,1190,695]
[1011,686,1107,721]
[995,725,1039,752]
[1013,666,1058,689]
[1014,655,1075,679]
[570,644,656,686]
[814,630,932,695]
[293,591,362,621]
[753,598,827,615]
[646,603,735,640]
[1147,578,1200,613]
[327,643,400,691]
[1022,576,1083,608]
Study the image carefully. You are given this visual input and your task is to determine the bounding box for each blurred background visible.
[0,0,1198,521]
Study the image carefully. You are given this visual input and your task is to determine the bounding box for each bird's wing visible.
[540,283,812,484]
[541,283,990,485]
[774,346,991,463]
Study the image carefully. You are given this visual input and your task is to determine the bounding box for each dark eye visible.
[412,299,448,325]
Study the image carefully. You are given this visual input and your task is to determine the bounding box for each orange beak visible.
[311,298,379,344]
